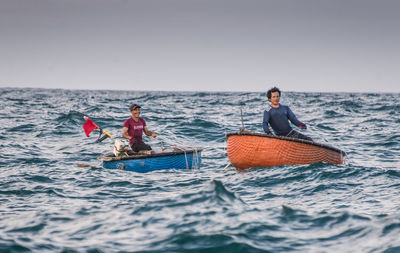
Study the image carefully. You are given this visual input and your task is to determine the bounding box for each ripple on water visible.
[0,88,399,252]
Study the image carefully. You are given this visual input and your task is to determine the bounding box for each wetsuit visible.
[263,104,312,141]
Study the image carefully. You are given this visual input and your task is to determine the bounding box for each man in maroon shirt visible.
[122,104,157,152]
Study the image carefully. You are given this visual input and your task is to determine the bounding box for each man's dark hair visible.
[267,87,281,99]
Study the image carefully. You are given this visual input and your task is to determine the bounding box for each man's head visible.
[130,104,141,111]
[130,104,141,119]
[267,87,281,107]
[267,87,281,99]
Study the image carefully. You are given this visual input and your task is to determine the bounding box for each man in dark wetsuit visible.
[122,103,158,152]
[263,87,313,141]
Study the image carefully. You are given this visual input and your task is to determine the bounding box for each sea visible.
[0,87,399,252]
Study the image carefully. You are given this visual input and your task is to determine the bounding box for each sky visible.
[0,0,399,93]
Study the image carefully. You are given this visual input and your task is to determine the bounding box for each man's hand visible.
[298,124,307,129]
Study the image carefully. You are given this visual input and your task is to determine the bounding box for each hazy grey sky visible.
[1,0,399,93]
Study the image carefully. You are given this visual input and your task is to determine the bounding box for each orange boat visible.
[227,131,346,169]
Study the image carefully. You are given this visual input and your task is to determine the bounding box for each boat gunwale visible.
[226,131,346,156]
[98,148,203,162]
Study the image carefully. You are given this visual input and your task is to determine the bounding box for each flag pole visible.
[83,116,115,143]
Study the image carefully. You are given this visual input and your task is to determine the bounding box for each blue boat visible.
[98,147,202,173]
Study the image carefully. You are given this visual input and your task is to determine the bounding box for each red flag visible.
[83,117,98,137]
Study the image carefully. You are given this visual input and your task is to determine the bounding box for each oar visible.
[305,124,330,143]
[149,134,174,148]
[77,163,99,168]
[240,107,245,131]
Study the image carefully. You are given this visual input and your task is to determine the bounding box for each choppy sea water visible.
[0,87,399,252]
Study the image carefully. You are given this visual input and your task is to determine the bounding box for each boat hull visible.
[99,148,202,173]
[227,132,346,169]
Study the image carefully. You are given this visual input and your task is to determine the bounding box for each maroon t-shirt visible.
[123,117,147,146]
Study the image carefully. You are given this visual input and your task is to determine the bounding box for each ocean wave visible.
[0,88,399,252]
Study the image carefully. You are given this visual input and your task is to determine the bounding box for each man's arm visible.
[263,111,272,134]
[122,126,131,140]
[287,107,306,129]
[144,126,157,138]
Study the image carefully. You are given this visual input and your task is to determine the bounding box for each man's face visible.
[270,91,280,105]
[130,108,141,118]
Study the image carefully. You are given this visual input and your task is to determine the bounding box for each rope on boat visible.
[222,162,231,171]
[173,146,202,170]
[192,147,199,170]
[173,146,189,169]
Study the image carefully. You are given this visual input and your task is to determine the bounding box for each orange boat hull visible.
[227,132,346,169]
